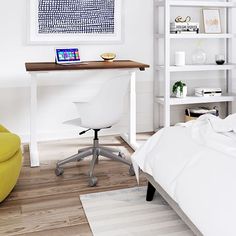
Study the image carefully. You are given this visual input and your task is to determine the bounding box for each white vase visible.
[175,51,185,66]
[192,49,207,64]
[175,86,187,98]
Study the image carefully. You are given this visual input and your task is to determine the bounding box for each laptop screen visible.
[56,48,80,63]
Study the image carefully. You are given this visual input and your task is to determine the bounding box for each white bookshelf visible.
[154,0,236,128]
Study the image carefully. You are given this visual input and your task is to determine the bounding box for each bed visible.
[131,114,236,236]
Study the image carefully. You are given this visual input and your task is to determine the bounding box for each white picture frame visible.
[28,0,123,45]
[203,9,221,34]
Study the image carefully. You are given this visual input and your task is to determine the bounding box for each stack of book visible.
[170,22,199,34]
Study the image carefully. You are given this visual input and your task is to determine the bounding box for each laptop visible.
[55,48,81,65]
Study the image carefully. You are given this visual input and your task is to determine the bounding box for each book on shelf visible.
[170,31,198,34]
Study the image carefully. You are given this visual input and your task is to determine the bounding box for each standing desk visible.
[25,60,149,167]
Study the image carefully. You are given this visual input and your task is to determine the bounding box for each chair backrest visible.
[76,75,130,129]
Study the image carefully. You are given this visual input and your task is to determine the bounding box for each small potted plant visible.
[172,81,187,98]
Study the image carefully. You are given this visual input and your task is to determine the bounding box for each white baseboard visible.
[20,125,153,144]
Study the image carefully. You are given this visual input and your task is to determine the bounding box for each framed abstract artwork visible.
[28,0,123,44]
[203,9,221,34]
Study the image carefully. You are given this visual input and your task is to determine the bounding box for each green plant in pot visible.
[172,81,187,98]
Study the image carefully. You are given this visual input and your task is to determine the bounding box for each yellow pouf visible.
[0,125,22,202]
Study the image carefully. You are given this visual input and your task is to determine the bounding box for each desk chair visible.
[55,76,135,186]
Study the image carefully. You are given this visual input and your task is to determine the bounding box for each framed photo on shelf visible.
[203,9,221,33]
[28,0,123,44]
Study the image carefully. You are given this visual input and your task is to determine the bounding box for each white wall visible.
[0,0,235,144]
[0,0,154,143]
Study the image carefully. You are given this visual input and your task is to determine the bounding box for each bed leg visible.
[146,182,156,201]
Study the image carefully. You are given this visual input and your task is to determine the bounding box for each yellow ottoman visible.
[0,125,22,202]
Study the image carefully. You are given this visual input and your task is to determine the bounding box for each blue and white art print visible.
[38,0,115,34]
[29,0,122,44]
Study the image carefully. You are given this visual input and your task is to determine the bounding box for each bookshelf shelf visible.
[156,64,236,72]
[156,1,236,8]
[155,95,236,106]
[156,33,235,39]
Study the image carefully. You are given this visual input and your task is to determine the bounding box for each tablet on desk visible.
[55,48,82,65]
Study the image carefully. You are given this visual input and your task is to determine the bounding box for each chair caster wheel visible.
[118,152,125,159]
[129,165,135,176]
[89,177,98,187]
[55,167,64,176]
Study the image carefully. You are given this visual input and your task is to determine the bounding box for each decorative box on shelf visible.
[185,107,219,121]
[195,88,222,97]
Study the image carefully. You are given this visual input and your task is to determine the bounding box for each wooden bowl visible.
[100,53,116,62]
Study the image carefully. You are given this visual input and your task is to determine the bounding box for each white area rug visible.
[80,187,194,236]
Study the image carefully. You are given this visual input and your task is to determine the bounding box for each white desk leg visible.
[121,71,139,150]
[30,73,40,167]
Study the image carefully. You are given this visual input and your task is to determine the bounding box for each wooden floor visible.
[0,135,149,236]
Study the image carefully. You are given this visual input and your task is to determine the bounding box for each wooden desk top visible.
[25,60,149,72]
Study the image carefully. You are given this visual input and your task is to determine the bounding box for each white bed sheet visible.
[131,115,236,236]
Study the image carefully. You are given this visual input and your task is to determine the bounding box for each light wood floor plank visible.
[18,224,92,236]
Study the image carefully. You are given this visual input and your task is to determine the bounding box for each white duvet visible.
[131,114,236,236]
